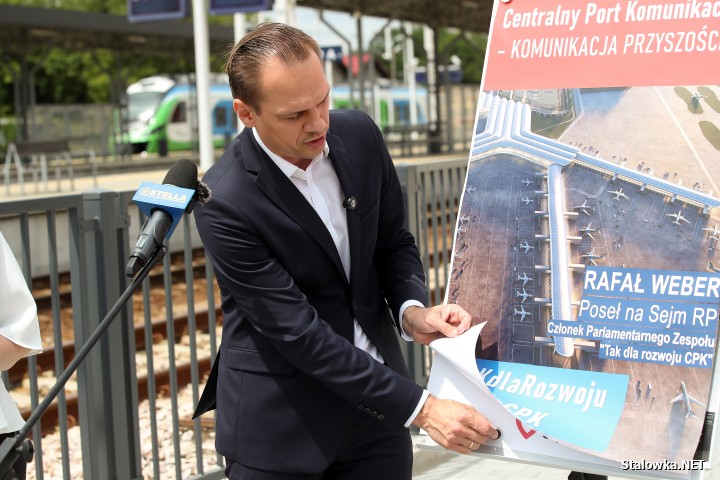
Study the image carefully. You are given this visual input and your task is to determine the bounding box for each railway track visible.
[7,305,219,385]
[19,356,214,436]
[10,247,221,436]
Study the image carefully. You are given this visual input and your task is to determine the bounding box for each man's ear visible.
[234,99,256,128]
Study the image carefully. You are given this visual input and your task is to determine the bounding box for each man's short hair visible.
[225,22,322,112]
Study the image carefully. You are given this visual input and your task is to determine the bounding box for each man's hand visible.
[412,395,500,454]
[402,304,472,345]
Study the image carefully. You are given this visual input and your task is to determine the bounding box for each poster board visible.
[422,0,720,478]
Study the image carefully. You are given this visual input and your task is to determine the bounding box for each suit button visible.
[378,414,385,421]
[352,301,357,313]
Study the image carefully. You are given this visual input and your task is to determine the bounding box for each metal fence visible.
[2,83,479,163]
[0,157,468,480]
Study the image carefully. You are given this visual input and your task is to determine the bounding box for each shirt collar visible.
[252,128,329,179]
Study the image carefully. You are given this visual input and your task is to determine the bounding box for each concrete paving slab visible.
[412,435,719,480]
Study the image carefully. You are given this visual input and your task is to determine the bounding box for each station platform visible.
[414,444,573,480]
[411,436,719,480]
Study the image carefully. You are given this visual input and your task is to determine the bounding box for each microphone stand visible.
[0,245,169,480]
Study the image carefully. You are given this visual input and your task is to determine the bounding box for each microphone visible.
[343,196,357,210]
[125,159,199,278]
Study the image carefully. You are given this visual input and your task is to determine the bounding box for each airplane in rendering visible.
[581,248,606,266]
[573,200,593,216]
[516,288,532,303]
[521,178,533,187]
[671,381,706,419]
[692,91,707,103]
[608,188,628,201]
[519,241,534,253]
[708,261,720,273]
[517,271,533,286]
[514,305,531,321]
[465,185,477,193]
[577,222,601,240]
[521,196,533,206]
[667,210,691,226]
[703,224,720,240]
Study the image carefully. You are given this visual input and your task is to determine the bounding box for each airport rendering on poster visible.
[426,0,720,478]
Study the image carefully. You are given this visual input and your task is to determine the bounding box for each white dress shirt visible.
[0,232,42,434]
[252,129,428,425]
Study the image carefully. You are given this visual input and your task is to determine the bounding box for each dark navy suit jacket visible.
[193,109,428,474]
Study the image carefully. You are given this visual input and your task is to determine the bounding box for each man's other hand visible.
[402,304,472,345]
[412,395,500,454]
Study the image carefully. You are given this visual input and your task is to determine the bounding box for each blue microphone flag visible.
[132,182,195,238]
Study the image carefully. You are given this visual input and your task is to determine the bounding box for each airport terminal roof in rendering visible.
[471,93,720,211]
[576,152,720,210]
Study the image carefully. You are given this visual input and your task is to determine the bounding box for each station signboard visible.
[127,0,188,23]
[209,0,273,15]
[321,45,343,63]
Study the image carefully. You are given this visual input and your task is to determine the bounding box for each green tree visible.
[0,0,238,111]
[371,25,487,85]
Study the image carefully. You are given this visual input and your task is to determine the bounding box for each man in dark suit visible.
[194,22,499,479]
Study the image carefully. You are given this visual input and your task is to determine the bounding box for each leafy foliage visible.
[1,2,485,116]
[370,26,487,85]
[0,0,237,113]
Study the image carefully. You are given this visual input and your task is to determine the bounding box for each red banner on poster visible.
[483,0,720,90]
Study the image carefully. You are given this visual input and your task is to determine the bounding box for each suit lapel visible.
[327,131,389,358]
[240,130,347,281]
[327,133,361,289]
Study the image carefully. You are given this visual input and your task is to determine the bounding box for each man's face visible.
[234,54,330,167]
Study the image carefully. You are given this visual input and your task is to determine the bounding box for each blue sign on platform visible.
[321,46,343,63]
[127,0,188,23]
[209,0,273,15]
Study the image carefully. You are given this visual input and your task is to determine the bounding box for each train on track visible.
[120,74,429,155]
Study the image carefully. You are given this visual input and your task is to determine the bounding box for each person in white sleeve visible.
[0,231,42,480]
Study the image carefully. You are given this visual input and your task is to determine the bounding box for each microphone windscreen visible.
[163,159,198,188]
[196,181,212,205]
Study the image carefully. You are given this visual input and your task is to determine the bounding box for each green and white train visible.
[122,74,427,155]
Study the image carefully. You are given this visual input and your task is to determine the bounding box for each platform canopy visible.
[0,1,493,57]
[297,0,494,32]
[0,4,235,57]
